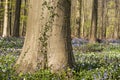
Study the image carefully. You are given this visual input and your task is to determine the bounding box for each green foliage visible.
[74,43,120,53]
[74,43,105,53]
[0,54,16,80]
[74,52,120,80]
[0,38,120,80]
[104,44,120,52]
[0,50,120,80]
[0,37,23,48]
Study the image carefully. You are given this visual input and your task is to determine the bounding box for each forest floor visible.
[0,37,120,80]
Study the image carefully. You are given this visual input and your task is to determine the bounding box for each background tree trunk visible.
[0,0,4,36]
[114,0,119,39]
[13,0,21,37]
[89,0,98,43]
[2,0,8,37]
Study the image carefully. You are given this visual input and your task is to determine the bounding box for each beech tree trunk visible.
[2,0,8,37]
[15,0,74,73]
[47,0,74,72]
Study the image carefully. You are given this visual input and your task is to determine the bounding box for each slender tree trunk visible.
[21,0,27,37]
[13,0,21,37]
[80,0,85,38]
[104,0,107,39]
[118,0,120,38]
[114,0,119,39]
[10,0,15,36]
[75,0,81,38]
[97,0,103,39]
[85,0,93,39]
[89,0,98,43]
[101,0,105,39]
[0,0,4,36]
[71,0,77,37]
[8,0,12,36]
[2,0,8,37]
[71,0,81,38]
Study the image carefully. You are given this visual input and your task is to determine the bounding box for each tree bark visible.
[0,0,4,35]
[13,0,21,37]
[15,0,44,73]
[21,0,27,37]
[89,0,98,43]
[15,0,74,73]
[114,0,119,39]
[47,0,74,72]
[8,0,12,36]
[2,0,8,37]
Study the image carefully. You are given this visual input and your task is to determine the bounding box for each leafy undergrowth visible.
[0,37,24,48]
[0,37,23,56]
[74,53,120,80]
[73,43,120,53]
[0,38,120,80]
